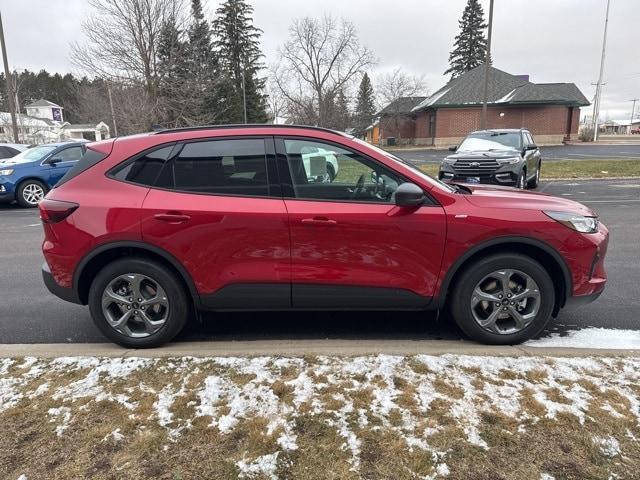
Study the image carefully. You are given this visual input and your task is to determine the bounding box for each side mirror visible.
[448,145,457,152]
[48,157,62,165]
[395,182,425,208]
[525,144,538,151]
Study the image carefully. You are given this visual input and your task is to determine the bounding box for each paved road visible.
[0,178,638,344]
[395,143,640,164]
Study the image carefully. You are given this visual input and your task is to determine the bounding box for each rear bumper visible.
[42,262,82,305]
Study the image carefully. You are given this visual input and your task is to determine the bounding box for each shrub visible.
[579,126,595,142]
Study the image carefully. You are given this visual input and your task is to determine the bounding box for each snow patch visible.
[526,328,640,349]
[48,406,72,436]
[236,452,279,480]
[593,435,621,457]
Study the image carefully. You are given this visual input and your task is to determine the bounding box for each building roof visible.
[62,123,104,130]
[412,65,590,111]
[379,96,427,115]
[26,99,63,108]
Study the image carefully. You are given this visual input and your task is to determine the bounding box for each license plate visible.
[466,177,480,184]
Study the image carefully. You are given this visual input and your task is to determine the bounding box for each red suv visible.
[40,125,608,347]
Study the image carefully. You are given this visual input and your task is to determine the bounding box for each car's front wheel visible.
[16,180,47,208]
[88,258,189,348]
[450,253,555,344]
[516,170,526,189]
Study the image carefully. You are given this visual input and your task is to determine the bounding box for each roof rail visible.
[152,124,349,136]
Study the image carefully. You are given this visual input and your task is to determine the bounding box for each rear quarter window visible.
[55,147,109,187]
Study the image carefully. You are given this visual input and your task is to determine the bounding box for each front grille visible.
[452,158,500,175]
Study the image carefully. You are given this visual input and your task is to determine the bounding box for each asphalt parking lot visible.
[395,143,640,164]
[0,178,638,344]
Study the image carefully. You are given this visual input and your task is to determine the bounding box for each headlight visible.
[442,157,456,165]
[0,169,14,176]
[544,211,599,233]
[496,157,520,165]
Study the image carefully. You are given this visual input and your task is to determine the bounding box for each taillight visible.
[39,199,79,224]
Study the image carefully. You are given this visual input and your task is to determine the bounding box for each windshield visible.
[458,132,521,152]
[1,145,56,164]
[351,137,456,193]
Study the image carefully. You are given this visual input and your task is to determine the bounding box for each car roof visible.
[469,129,527,134]
[152,124,350,137]
[0,143,30,149]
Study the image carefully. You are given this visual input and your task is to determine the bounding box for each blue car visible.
[0,142,87,207]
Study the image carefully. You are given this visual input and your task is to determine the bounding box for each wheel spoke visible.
[472,287,500,305]
[477,308,502,333]
[139,310,165,335]
[108,309,133,329]
[102,289,132,307]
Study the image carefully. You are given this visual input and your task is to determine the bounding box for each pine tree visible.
[157,16,188,126]
[354,73,376,134]
[444,0,487,79]
[332,88,351,131]
[212,0,267,123]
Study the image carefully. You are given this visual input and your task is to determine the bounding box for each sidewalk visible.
[1,340,639,358]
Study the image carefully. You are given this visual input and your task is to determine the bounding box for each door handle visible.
[301,216,337,226]
[153,212,191,223]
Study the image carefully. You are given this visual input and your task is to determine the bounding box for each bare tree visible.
[71,0,186,128]
[377,68,428,143]
[275,15,375,127]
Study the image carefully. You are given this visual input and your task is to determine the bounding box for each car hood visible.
[461,184,596,216]
[0,159,38,169]
[447,149,520,160]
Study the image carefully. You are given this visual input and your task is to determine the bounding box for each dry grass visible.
[1,355,639,479]
[418,158,640,180]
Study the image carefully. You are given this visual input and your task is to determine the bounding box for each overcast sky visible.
[2,0,639,120]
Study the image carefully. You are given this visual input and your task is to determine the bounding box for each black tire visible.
[88,257,189,348]
[527,162,541,189]
[16,179,47,208]
[516,170,526,189]
[450,253,555,345]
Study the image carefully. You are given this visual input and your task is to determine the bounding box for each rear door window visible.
[157,138,269,197]
[111,145,175,186]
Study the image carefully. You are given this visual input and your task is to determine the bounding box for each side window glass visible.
[112,146,174,186]
[56,146,84,162]
[166,139,268,196]
[283,139,401,203]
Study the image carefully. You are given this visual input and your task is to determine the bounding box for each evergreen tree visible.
[354,73,376,134]
[332,88,351,131]
[444,0,487,79]
[157,16,188,126]
[212,0,267,123]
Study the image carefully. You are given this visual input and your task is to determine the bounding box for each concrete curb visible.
[1,341,639,358]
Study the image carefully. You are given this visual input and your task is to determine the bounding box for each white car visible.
[0,143,30,160]
[300,145,339,182]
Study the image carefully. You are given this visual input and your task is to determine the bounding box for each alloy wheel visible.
[470,269,541,335]
[22,183,45,205]
[101,273,169,338]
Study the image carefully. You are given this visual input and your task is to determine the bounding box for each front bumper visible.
[42,262,82,304]
[0,182,16,202]
[439,163,520,186]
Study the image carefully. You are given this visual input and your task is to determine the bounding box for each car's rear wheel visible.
[527,162,541,188]
[88,258,189,348]
[450,253,555,344]
[16,180,47,208]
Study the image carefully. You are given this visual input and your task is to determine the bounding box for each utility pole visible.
[630,98,638,134]
[592,0,611,142]
[0,11,19,143]
[106,81,118,137]
[241,70,247,124]
[480,0,494,130]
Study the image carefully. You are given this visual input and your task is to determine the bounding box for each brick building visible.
[372,65,589,147]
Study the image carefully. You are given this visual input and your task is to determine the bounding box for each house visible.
[372,65,590,147]
[601,119,640,135]
[0,99,110,144]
